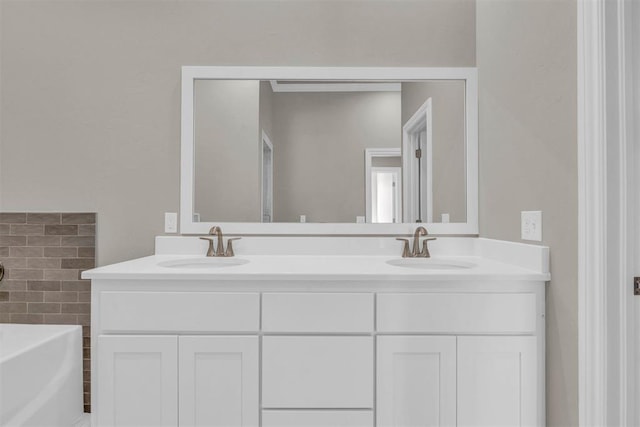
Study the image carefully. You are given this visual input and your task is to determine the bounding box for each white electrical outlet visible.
[165,212,178,233]
[521,211,542,241]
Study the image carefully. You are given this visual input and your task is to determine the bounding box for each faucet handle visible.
[396,238,411,258]
[225,238,241,257]
[418,237,437,258]
[199,237,216,257]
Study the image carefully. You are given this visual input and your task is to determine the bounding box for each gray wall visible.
[0,0,476,265]
[401,81,467,222]
[271,91,400,223]
[476,1,577,426]
[194,80,260,222]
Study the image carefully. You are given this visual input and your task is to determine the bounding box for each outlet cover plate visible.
[521,211,542,241]
[165,212,178,233]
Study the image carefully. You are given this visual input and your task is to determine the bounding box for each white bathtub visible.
[0,324,84,427]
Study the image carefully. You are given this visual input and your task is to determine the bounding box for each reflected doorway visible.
[371,167,401,223]
[365,148,402,223]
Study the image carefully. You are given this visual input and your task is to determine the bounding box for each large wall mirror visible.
[181,67,477,235]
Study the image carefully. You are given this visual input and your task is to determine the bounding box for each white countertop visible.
[82,254,550,282]
[83,237,550,282]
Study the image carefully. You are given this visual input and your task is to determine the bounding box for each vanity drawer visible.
[262,410,373,427]
[262,292,374,333]
[377,293,537,334]
[262,336,374,408]
[99,291,259,333]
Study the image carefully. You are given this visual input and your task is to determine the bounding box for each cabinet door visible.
[97,335,178,427]
[179,336,259,427]
[458,336,538,427]
[377,336,456,427]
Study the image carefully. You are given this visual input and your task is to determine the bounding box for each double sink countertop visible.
[82,236,550,282]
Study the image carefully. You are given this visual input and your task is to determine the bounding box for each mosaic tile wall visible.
[0,212,96,412]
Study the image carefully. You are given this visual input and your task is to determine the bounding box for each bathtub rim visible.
[0,323,82,363]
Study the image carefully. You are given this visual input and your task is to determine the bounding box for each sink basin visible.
[386,258,476,270]
[158,257,250,269]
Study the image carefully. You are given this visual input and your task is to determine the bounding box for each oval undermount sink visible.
[386,258,476,270]
[158,257,250,269]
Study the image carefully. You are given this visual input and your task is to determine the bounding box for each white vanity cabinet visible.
[94,290,261,427]
[91,281,545,427]
[96,335,259,427]
[376,335,539,427]
[375,292,542,427]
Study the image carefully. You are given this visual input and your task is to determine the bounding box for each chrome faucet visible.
[396,226,437,258]
[200,226,241,257]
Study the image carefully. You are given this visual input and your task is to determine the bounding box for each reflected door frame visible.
[402,98,433,223]
[364,148,401,223]
[261,130,274,223]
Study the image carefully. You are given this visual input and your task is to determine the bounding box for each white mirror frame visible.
[180,66,478,235]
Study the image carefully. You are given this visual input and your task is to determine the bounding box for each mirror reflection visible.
[194,79,466,224]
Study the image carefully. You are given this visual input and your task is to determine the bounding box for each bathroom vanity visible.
[83,66,548,426]
[84,236,549,427]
